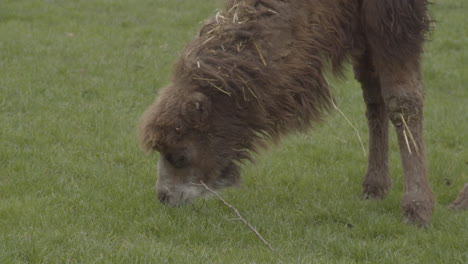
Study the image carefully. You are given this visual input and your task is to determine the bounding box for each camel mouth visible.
[157,162,239,206]
[157,184,209,206]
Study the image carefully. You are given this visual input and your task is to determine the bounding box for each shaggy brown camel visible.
[140,0,467,225]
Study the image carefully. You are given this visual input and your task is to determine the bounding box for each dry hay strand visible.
[400,114,419,155]
[253,41,267,66]
[198,181,275,251]
[206,80,232,96]
[328,95,366,156]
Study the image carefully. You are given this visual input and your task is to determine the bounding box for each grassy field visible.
[0,0,466,263]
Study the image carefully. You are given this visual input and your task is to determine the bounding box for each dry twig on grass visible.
[198,181,275,251]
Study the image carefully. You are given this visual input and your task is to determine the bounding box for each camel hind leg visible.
[378,61,434,225]
[363,0,434,225]
[450,184,468,210]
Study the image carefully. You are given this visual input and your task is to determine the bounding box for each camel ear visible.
[183,92,211,124]
[138,115,162,152]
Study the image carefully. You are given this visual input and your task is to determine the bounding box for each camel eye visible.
[165,152,189,169]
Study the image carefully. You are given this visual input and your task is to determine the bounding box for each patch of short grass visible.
[0,0,466,263]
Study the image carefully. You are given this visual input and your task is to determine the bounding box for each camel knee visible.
[385,95,423,128]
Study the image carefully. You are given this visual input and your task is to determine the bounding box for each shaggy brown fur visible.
[138,0,453,225]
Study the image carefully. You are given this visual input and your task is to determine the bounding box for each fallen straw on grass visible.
[198,181,275,251]
[329,97,367,156]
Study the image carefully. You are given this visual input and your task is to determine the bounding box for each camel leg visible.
[450,183,468,210]
[353,53,391,199]
[379,61,435,225]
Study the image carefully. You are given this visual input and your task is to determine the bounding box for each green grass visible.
[0,0,466,263]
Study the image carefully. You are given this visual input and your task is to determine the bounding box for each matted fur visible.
[138,0,465,225]
[142,0,363,157]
